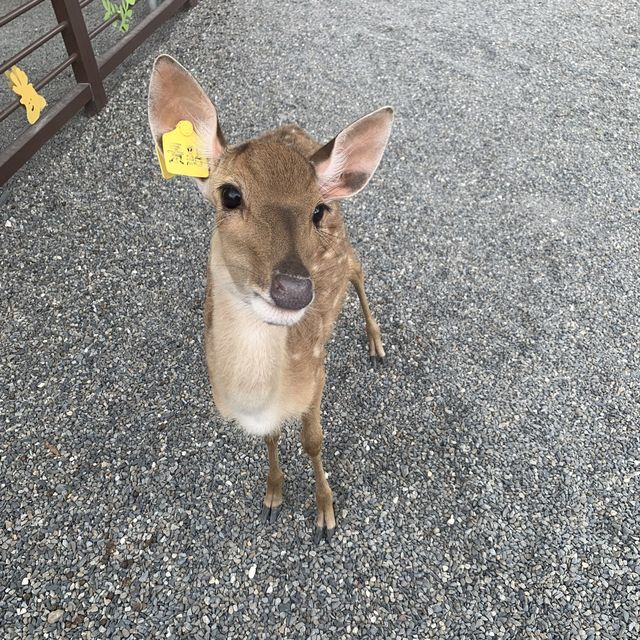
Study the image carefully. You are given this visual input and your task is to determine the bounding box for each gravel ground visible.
[2,0,640,638]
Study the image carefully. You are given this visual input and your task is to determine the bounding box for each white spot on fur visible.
[235,408,282,436]
[313,345,322,358]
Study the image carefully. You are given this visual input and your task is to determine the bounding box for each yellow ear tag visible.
[155,143,175,180]
[161,120,209,178]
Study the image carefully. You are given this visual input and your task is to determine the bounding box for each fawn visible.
[148,55,394,543]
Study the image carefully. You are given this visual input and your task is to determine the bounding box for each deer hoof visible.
[260,504,282,524]
[369,355,385,368]
[313,525,336,544]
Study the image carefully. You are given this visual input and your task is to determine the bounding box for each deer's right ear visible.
[310,107,394,201]
[148,55,225,161]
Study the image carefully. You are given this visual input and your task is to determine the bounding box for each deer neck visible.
[207,234,289,433]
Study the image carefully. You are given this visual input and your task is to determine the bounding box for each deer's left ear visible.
[148,54,225,161]
[310,107,394,200]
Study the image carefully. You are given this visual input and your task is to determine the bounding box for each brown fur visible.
[204,126,354,381]
[202,126,383,536]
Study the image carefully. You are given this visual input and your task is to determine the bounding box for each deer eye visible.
[220,185,242,209]
[312,204,327,226]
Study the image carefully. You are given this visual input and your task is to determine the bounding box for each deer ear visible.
[148,54,225,161]
[310,107,394,200]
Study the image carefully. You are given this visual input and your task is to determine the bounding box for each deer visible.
[148,55,394,543]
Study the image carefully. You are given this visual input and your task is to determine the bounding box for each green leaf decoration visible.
[101,0,137,32]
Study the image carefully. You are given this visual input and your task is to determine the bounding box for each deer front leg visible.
[260,432,284,524]
[349,256,385,365]
[301,372,336,544]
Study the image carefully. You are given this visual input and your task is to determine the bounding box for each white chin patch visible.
[250,295,307,326]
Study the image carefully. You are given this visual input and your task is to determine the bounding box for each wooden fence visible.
[0,0,194,185]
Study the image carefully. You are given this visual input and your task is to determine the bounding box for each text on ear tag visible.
[161,120,209,178]
[155,143,174,180]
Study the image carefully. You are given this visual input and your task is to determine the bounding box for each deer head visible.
[148,55,393,327]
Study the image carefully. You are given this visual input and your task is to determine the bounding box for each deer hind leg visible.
[349,255,385,364]
[260,431,284,524]
[301,370,336,543]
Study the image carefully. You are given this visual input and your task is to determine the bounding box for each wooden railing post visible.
[50,0,107,114]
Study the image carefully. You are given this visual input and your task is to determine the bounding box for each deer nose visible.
[270,259,313,311]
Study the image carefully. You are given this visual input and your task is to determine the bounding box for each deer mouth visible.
[250,291,311,326]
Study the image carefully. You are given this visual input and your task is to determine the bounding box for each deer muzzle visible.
[269,259,313,311]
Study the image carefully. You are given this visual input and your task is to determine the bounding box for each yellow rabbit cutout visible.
[5,65,47,124]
